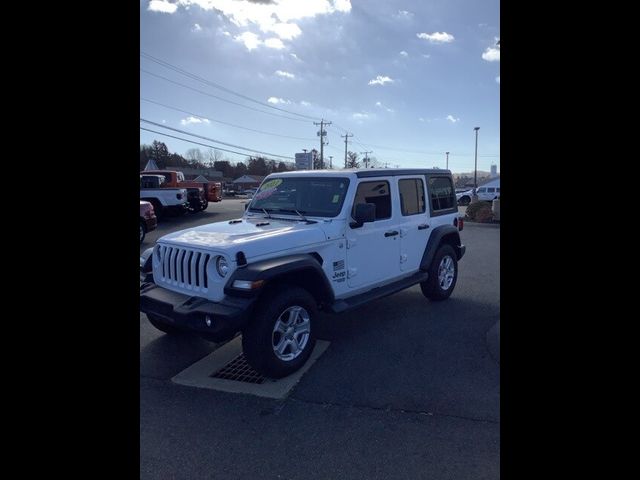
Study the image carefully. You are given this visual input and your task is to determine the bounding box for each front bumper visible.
[139,283,256,342]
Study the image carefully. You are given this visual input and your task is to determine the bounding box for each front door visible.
[346,179,401,289]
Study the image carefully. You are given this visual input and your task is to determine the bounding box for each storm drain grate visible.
[210,353,266,384]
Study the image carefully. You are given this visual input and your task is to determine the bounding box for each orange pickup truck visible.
[142,170,222,208]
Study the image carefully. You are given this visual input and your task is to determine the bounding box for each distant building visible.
[490,164,498,178]
[232,175,265,189]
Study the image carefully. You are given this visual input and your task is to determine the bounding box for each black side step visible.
[328,271,429,314]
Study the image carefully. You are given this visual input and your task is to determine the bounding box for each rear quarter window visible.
[427,176,457,216]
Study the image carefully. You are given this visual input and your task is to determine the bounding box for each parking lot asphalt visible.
[140,200,500,479]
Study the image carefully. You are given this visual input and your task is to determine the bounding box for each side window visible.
[352,180,391,220]
[428,176,456,212]
[496,187,500,192]
[398,178,425,216]
[477,187,486,193]
[487,187,495,193]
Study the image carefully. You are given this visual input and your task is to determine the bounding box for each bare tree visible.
[207,148,225,166]
[185,148,205,165]
[346,151,360,169]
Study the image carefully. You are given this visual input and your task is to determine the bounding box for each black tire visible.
[458,196,471,206]
[140,220,146,244]
[420,244,458,301]
[150,200,164,219]
[146,313,185,335]
[242,285,317,378]
[202,199,209,210]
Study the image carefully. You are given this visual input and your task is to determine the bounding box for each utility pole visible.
[329,156,333,169]
[446,151,450,170]
[314,119,331,168]
[341,132,353,168]
[360,151,372,168]
[473,128,480,190]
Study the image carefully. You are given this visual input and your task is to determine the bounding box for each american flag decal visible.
[333,260,345,271]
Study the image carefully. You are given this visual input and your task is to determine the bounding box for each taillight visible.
[457,217,464,231]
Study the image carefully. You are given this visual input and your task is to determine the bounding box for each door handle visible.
[385,230,399,237]
[418,224,429,230]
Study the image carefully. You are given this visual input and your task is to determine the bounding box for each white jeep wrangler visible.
[140,169,465,378]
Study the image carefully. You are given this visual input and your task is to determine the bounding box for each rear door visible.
[396,176,430,272]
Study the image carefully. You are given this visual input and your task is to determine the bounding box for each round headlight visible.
[216,256,229,277]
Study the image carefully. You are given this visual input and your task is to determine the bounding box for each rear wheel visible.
[242,286,317,378]
[420,244,458,301]
[146,313,185,335]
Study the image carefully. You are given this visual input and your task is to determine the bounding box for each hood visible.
[158,217,328,261]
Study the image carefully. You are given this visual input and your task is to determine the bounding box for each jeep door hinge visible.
[347,268,357,278]
[346,238,356,249]
[400,254,408,263]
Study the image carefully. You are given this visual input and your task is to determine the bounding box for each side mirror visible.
[350,203,376,228]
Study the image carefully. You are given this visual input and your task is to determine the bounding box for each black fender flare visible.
[420,225,464,271]
[224,254,334,304]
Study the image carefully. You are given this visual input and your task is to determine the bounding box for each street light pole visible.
[446,151,450,170]
[473,128,480,190]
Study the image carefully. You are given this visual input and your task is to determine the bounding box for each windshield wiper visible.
[262,208,272,219]
[276,209,309,222]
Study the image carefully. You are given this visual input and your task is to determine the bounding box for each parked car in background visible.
[456,182,500,205]
[140,174,189,218]
[140,201,157,243]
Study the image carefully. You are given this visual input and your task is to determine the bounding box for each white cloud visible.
[148,0,178,13]
[290,53,301,61]
[417,32,455,43]
[267,96,291,104]
[394,10,414,20]
[482,47,500,62]
[368,75,394,86]
[192,23,202,31]
[181,116,210,125]
[352,112,370,121]
[265,37,285,49]
[399,50,408,57]
[446,115,459,123]
[375,101,394,113]
[422,54,431,59]
[235,31,261,50]
[275,70,295,79]
[221,30,231,36]
[300,100,311,107]
[495,76,500,84]
[174,0,351,45]
[419,117,425,122]
[265,22,302,40]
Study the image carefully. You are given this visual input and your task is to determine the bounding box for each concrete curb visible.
[464,222,501,228]
[486,320,500,363]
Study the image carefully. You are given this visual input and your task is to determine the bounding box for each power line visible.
[140,98,316,142]
[140,118,294,160]
[141,68,310,123]
[140,127,260,159]
[140,52,321,121]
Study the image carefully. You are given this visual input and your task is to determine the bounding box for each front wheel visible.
[242,286,317,378]
[420,244,458,301]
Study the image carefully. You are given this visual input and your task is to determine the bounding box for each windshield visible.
[248,177,350,218]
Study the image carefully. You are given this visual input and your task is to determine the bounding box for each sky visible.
[140,0,500,173]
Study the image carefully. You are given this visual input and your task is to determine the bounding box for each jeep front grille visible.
[155,245,210,291]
